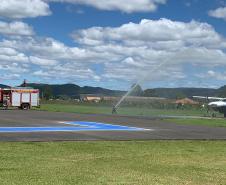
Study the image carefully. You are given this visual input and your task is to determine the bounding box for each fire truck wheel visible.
[21,103,30,110]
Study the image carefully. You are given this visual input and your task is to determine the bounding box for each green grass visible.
[165,118,226,128]
[38,103,210,117]
[39,103,112,114]
[37,103,226,128]
[0,141,226,185]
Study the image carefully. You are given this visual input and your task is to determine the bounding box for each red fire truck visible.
[0,88,40,110]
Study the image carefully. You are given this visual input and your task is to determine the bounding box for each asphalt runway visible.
[0,109,226,141]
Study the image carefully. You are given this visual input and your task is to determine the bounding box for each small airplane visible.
[192,96,226,117]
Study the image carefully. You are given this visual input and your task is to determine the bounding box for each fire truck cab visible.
[0,87,40,110]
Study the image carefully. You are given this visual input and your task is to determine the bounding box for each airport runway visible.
[0,109,226,141]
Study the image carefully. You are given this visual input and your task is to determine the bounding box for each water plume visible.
[114,60,168,110]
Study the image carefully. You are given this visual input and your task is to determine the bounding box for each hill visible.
[145,87,218,99]
[24,84,223,99]
[217,85,226,97]
[0,84,10,88]
[0,83,224,99]
[27,83,125,99]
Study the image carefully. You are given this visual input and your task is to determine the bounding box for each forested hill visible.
[145,87,218,99]
[29,85,222,99]
[0,83,225,99]
[217,85,226,97]
[27,83,125,98]
[0,84,10,88]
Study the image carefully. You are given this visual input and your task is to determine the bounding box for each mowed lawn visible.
[38,104,226,128]
[0,141,226,185]
[39,103,208,117]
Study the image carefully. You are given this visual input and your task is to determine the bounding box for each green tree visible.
[43,86,53,100]
[175,92,186,99]
[130,84,144,96]
[143,89,157,97]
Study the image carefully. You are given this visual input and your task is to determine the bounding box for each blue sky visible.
[0,0,226,90]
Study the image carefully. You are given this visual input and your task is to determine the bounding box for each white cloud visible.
[0,21,34,36]
[33,70,52,77]
[0,63,29,73]
[71,19,226,68]
[0,46,30,75]
[0,37,117,63]
[0,0,166,19]
[197,70,226,81]
[33,67,100,81]
[208,7,226,21]
[71,19,226,83]
[29,56,58,66]
[0,73,21,81]
[47,0,167,13]
[75,19,226,49]
[0,48,18,56]
[207,70,216,76]
[72,19,225,49]
[0,51,29,64]
[0,0,51,19]
[0,37,103,81]
[1,18,226,86]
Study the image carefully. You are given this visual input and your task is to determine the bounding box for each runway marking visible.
[0,121,150,133]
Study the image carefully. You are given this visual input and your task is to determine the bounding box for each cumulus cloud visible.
[0,37,103,81]
[72,19,225,49]
[208,7,226,21]
[0,63,29,73]
[0,0,51,19]
[47,0,167,13]
[1,18,226,87]
[0,47,29,64]
[0,21,34,36]
[0,48,18,56]
[197,70,226,82]
[0,46,30,76]
[0,73,21,81]
[71,19,226,84]
[0,53,28,63]
[29,56,58,66]
[33,67,100,81]
[0,0,167,19]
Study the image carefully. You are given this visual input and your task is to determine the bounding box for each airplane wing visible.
[208,101,226,107]
[192,96,226,101]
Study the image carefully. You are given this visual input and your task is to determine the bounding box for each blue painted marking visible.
[0,121,148,133]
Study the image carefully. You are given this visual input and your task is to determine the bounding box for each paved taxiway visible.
[0,110,226,141]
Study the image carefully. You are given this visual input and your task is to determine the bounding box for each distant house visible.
[80,94,103,102]
[175,98,199,105]
[103,96,119,101]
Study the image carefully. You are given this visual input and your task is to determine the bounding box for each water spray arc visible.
[112,60,168,114]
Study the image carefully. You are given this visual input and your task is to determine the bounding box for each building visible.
[80,94,103,102]
[175,98,199,105]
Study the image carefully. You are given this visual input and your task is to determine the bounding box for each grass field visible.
[0,141,226,185]
[37,103,226,128]
[38,103,214,117]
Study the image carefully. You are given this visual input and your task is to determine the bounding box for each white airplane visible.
[192,96,226,117]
